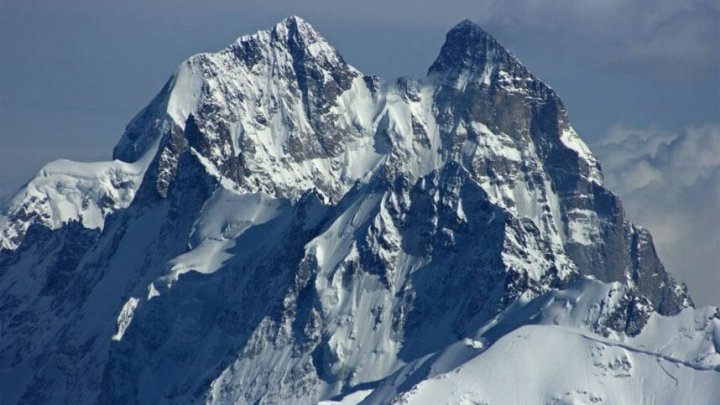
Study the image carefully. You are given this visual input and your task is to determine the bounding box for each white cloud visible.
[593,123,720,307]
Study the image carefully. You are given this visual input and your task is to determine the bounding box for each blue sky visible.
[1,0,718,305]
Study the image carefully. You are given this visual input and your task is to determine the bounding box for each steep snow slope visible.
[1,16,714,405]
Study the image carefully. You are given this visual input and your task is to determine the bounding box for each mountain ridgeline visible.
[2,17,715,405]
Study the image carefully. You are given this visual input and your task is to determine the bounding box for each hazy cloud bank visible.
[593,123,720,307]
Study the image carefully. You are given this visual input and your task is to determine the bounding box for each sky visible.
[0,0,718,305]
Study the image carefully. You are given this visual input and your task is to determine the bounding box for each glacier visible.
[1,16,717,404]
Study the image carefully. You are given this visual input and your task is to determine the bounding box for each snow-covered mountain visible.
[1,17,717,405]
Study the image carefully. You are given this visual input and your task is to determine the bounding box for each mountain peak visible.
[231,15,337,61]
[428,19,515,78]
[450,19,491,36]
[263,15,352,79]
[267,15,339,57]
[271,15,319,41]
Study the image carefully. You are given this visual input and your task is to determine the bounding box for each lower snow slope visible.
[326,279,720,404]
[390,324,720,405]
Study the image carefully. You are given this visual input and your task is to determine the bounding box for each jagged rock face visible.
[0,16,702,405]
[113,16,367,202]
[427,22,690,311]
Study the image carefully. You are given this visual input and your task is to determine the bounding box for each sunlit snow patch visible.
[112,297,140,341]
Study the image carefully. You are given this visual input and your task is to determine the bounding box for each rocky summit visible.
[1,16,718,405]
